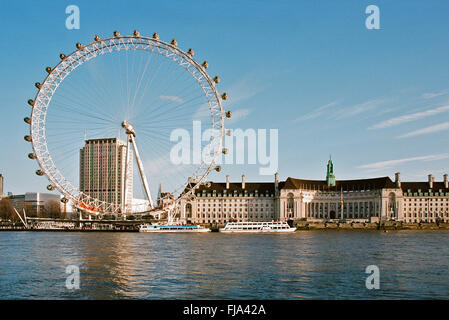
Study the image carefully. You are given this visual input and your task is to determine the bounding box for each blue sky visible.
[0,0,449,195]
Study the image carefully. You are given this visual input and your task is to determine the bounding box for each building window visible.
[287,193,294,217]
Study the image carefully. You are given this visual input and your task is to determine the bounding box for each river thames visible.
[0,231,448,299]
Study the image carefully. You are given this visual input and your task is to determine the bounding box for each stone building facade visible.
[179,159,449,224]
[179,174,280,225]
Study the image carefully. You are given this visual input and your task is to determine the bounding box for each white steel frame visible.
[28,33,225,215]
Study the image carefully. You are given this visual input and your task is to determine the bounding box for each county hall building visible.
[179,159,449,224]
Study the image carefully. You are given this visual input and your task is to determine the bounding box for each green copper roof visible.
[326,157,336,186]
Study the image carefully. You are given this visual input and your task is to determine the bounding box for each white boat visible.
[220,221,296,233]
[139,223,211,233]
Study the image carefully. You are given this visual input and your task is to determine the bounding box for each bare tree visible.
[0,198,18,221]
[17,202,35,218]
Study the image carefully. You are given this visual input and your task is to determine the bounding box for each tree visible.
[0,198,18,222]
[17,202,35,218]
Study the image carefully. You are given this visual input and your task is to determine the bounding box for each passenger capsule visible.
[24,135,32,142]
[133,30,140,37]
[187,48,194,56]
[28,99,35,106]
[206,182,211,187]
[76,42,83,50]
[45,67,52,73]
[213,76,220,84]
[24,117,31,124]
[61,197,69,204]
[35,82,41,89]
[214,165,222,172]
[202,61,208,69]
[221,93,228,100]
[35,170,44,176]
[226,111,232,118]
[226,129,232,136]
[171,39,178,46]
[222,148,228,155]
[28,153,36,159]
[59,53,66,60]
[113,31,120,37]
[152,33,159,40]
[94,35,101,41]
[47,185,55,191]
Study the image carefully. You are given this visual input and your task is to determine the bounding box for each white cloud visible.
[331,99,387,120]
[397,121,449,139]
[357,153,449,170]
[421,90,449,99]
[370,105,449,129]
[192,103,210,121]
[192,73,262,123]
[293,98,388,122]
[192,105,252,124]
[159,95,183,103]
[225,75,265,106]
[294,101,339,122]
[225,108,252,124]
[142,154,190,192]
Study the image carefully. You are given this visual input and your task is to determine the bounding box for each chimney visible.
[428,174,434,189]
[395,172,401,188]
[275,172,279,190]
[226,175,230,189]
[444,174,448,189]
[242,174,246,189]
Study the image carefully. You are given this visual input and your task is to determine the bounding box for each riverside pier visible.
[2,217,449,232]
[0,217,146,232]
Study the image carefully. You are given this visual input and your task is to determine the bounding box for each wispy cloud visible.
[331,99,387,120]
[370,105,449,129]
[193,73,263,123]
[397,121,449,139]
[357,153,449,170]
[226,75,266,106]
[192,104,252,124]
[192,103,210,121]
[226,108,252,124]
[159,95,183,103]
[421,89,449,99]
[293,98,388,123]
[144,154,188,183]
[294,101,339,122]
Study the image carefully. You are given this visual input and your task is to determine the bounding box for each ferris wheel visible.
[24,30,231,216]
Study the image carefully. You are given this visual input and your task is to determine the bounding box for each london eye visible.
[24,30,230,217]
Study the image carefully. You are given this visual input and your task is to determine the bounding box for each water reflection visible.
[0,231,448,299]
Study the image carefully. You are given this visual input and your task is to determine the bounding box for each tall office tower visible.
[0,174,3,196]
[79,138,133,213]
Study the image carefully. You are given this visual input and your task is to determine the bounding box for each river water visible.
[0,231,448,299]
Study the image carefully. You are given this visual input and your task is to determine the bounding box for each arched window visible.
[185,203,192,218]
[287,193,294,218]
[388,193,396,218]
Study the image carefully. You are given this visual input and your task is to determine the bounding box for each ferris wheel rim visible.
[28,32,225,215]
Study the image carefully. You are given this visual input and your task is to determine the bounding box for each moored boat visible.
[220,221,296,233]
[139,223,211,233]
